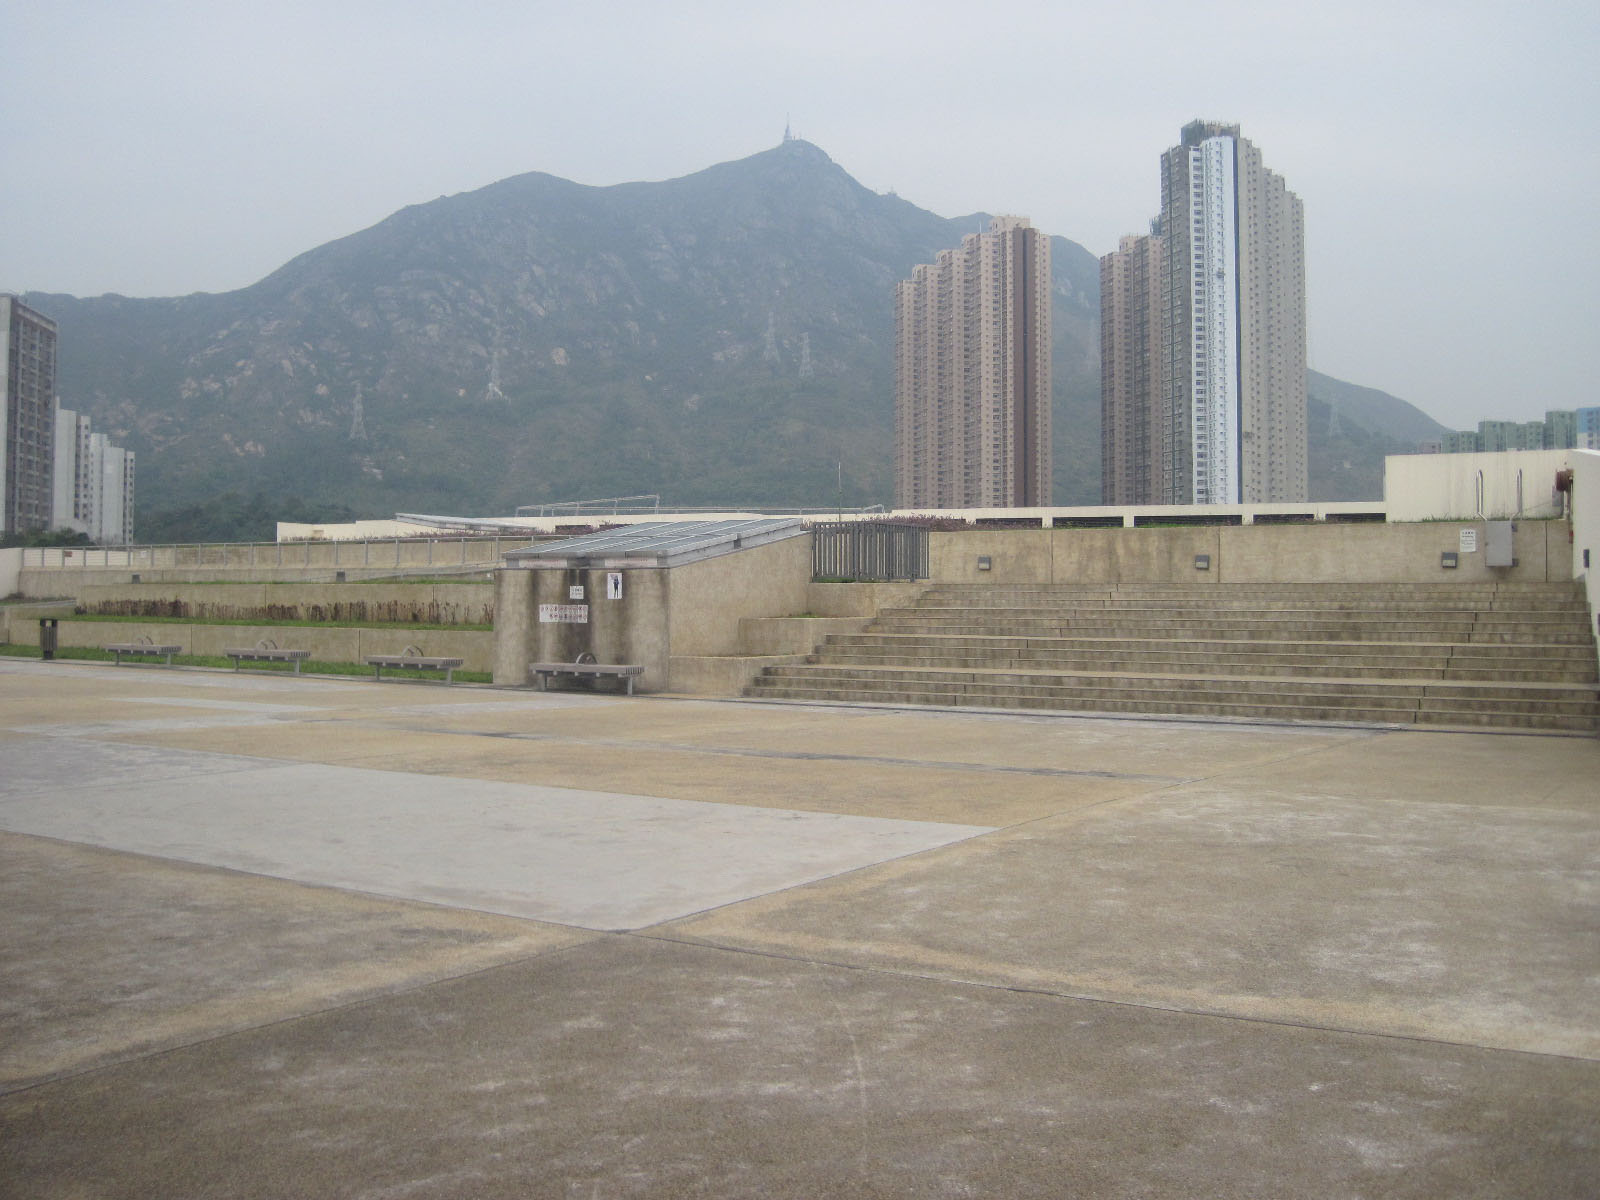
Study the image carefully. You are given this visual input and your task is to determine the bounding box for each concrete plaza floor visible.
[0,656,1596,1197]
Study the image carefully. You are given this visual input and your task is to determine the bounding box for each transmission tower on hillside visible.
[485,346,507,404]
[349,386,368,441]
[762,312,781,366]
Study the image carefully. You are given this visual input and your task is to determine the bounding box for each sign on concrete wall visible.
[607,572,623,600]
[1460,528,1479,553]
[538,604,589,624]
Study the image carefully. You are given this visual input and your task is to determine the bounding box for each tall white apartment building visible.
[2,295,58,535]
[1159,121,1307,504]
[1102,123,1307,505]
[53,406,93,530]
[52,404,135,544]
[895,216,1051,508]
[1577,407,1600,451]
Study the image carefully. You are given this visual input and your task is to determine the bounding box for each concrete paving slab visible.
[1,658,1595,1196]
[665,784,1600,1057]
[1197,727,1600,812]
[407,696,1379,779]
[2,936,1594,1199]
[117,720,1157,824]
[0,833,588,1090]
[0,738,992,929]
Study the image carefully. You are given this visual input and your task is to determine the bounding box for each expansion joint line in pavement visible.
[372,725,1189,784]
[627,929,1597,1065]
[0,934,609,1100]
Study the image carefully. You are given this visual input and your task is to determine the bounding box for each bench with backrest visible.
[105,637,183,666]
[224,639,312,674]
[529,655,644,695]
[365,645,465,683]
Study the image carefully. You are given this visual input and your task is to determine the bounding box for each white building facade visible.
[52,405,135,544]
[1155,121,1308,505]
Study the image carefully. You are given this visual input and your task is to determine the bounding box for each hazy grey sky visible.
[3,0,1596,429]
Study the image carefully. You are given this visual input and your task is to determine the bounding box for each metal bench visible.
[224,640,312,674]
[365,645,465,683]
[530,656,644,695]
[105,638,183,666]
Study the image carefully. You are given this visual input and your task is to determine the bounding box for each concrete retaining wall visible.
[1568,450,1600,667]
[929,520,1573,586]
[668,536,813,658]
[805,582,928,617]
[0,548,20,599]
[69,581,495,626]
[6,620,492,672]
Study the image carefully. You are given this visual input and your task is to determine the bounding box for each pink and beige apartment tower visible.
[894,216,1051,509]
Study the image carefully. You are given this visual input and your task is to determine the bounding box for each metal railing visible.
[812,522,929,581]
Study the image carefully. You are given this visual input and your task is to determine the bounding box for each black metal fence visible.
[812,522,929,581]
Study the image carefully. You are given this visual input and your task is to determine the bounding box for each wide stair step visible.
[746,582,1600,733]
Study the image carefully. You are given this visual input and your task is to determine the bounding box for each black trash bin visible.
[39,617,59,661]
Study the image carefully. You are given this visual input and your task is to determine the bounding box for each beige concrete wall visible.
[0,548,20,599]
[916,521,1574,587]
[1214,521,1569,583]
[805,582,927,617]
[930,530,1053,584]
[6,620,492,671]
[1050,527,1225,585]
[0,599,76,644]
[492,569,535,685]
[71,581,495,626]
[737,617,869,656]
[506,567,672,691]
[1385,450,1572,521]
[1568,449,1600,670]
[667,535,813,657]
[667,654,808,696]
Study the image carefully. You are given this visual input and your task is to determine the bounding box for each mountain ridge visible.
[23,140,1432,540]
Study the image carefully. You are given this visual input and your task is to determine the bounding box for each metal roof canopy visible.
[503,518,806,569]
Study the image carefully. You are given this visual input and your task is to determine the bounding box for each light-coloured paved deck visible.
[1,658,1596,1197]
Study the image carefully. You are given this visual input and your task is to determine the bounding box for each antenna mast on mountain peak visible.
[783,116,795,143]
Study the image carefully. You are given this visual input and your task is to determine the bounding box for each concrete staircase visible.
[745,582,1600,733]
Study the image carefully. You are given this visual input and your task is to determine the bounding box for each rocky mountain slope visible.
[26,140,1436,541]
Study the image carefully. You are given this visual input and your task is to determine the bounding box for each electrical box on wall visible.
[1484,521,1516,568]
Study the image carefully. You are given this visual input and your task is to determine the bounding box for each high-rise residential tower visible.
[2,295,58,535]
[1100,232,1163,505]
[54,405,136,544]
[895,216,1051,508]
[1101,122,1307,504]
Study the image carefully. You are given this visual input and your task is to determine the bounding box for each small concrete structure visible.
[495,519,812,692]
